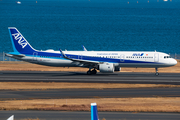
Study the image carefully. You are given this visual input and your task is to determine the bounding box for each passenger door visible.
[120,54,125,62]
[33,52,38,62]
[78,54,82,60]
[154,53,159,62]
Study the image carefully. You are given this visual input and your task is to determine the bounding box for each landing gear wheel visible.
[92,69,97,74]
[87,71,91,75]
[155,67,159,76]
[87,68,97,75]
[155,72,159,76]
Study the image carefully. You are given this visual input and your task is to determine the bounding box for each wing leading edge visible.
[59,49,99,66]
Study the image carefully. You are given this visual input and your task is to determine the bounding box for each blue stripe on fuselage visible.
[21,51,162,64]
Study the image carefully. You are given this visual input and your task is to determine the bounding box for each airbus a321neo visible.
[6,27,177,75]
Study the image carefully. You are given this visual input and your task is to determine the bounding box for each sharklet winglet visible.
[82,45,87,51]
[59,49,67,58]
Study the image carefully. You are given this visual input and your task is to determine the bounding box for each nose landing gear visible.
[155,67,159,76]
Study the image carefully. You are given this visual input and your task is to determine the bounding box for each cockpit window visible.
[164,56,171,59]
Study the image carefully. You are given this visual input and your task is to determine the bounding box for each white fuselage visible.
[12,50,177,68]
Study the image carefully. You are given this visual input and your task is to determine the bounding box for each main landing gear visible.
[87,68,97,75]
[155,67,159,76]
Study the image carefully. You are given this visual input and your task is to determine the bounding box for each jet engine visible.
[98,63,114,73]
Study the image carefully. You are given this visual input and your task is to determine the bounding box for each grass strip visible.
[0,97,180,113]
[0,82,180,90]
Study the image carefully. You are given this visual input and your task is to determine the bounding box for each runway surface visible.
[0,71,180,84]
[1,88,180,100]
[1,111,180,120]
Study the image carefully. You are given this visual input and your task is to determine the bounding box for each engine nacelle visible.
[114,66,121,72]
[99,63,114,73]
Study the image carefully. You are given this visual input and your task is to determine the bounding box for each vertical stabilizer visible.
[8,27,36,54]
[7,115,14,120]
[91,103,99,120]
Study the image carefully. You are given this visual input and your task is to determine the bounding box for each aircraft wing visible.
[59,49,99,66]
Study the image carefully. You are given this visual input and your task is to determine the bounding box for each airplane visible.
[6,27,177,75]
[91,103,99,120]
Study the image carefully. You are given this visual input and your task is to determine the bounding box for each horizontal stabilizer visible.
[5,53,25,57]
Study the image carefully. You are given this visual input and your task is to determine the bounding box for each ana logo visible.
[12,33,28,48]
[132,53,144,56]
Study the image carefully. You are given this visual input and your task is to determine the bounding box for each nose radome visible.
[172,59,177,65]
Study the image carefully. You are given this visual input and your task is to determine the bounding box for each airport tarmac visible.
[0,71,180,84]
[1,110,180,120]
[0,88,180,100]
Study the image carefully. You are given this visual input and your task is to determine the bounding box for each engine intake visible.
[99,63,114,73]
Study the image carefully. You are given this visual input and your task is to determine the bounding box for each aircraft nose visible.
[171,59,177,65]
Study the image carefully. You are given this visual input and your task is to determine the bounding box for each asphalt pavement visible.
[1,71,180,119]
[0,88,180,100]
[1,111,180,120]
[0,71,180,84]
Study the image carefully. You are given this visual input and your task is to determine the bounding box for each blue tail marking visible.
[91,103,99,120]
[8,27,36,54]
